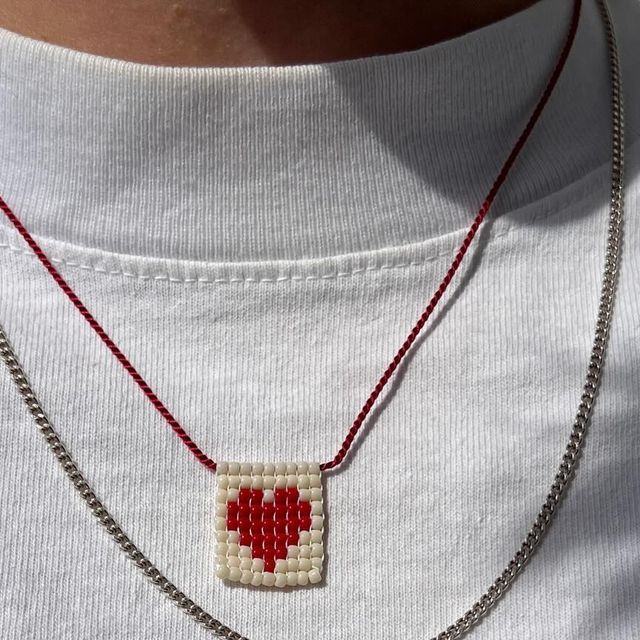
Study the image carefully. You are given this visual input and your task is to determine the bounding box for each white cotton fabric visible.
[0,0,639,637]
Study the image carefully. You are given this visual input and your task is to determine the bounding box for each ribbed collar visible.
[0,0,618,261]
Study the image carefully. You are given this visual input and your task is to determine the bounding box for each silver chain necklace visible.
[0,0,625,637]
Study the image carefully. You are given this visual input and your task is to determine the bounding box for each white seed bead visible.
[217,462,229,474]
[298,489,311,502]
[274,559,288,574]
[227,557,240,568]
[228,475,240,489]
[239,475,251,488]
[308,568,322,584]
[240,463,252,475]
[251,475,264,490]
[263,463,275,475]
[298,558,312,571]
[311,501,323,516]
[310,530,322,544]
[286,571,298,586]
[216,489,228,503]
[240,558,252,571]
[216,565,230,579]
[218,476,229,489]
[227,531,239,544]
[252,462,264,475]
[262,572,276,587]
[251,558,264,572]
[311,516,323,530]
[286,474,298,488]
[310,488,322,501]
[311,557,323,570]
[275,573,288,588]
[297,475,310,489]
[311,543,323,558]
[229,567,242,582]
[228,462,240,474]
[286,463,297,475]
[275,475,287,489]
[287,545,299,559]
[251,572,263,587]
[215,543,228,555]
[297,462,309,473]
[240,570,253,584]
[263,475,275,490]
[308,463,320,475]
[275,463,287,475]
[238,545,251,558]
[227,543,240,556]
[297,571,309,586]
[287,558,299,571]
[216,554,227,566]
[215,504,227,517]
[298,531,311,546]
[215,517,226,531]
[227,488,239,502]
[309,474,321,488]
[262,489,274,503]
[217,531,228,542]
[298,545,311,559]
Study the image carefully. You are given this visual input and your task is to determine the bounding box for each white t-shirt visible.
[0,0,638,637]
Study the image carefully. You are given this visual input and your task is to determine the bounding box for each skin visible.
[0,0,537,67]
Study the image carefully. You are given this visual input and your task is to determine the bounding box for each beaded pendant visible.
[215,462,324,588]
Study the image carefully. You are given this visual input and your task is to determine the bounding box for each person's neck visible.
[0,0,537,67]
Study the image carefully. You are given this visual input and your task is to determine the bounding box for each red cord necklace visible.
[0,0,581,589]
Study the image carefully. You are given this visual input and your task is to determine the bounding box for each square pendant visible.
[215,462,324,588]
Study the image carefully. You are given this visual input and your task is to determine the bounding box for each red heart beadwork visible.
[226,487,312,573]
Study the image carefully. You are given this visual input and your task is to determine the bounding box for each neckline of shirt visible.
[2,148,626,286]
[0,0,622,262]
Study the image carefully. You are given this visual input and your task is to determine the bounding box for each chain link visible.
[0,0,624,638]
[431,1,625,637]
[0,332,248,640]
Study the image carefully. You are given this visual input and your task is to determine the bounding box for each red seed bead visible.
[298,501,311,517]
[252,534,264,546]
[264,556,276,573]
[226,519,238,531]
[275,532,288,545]
[240,532,251,546]
[275,519,287,533]
[287,519,299,534]
[286,488,299,503]
[274,489,288,504]
[262,504,275,519]
[300,516,312,530]
[250,523,263,536]
[275,504,287,516]
[238,504,250,517]
[239,488,251,504]
[250,489,263,504]
[263,532,275,545]
[238,517,251,530]
[262,525,276,538]
[287,534,299,546]
[250,505,263,519]
[227,502,238,515]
